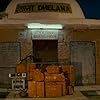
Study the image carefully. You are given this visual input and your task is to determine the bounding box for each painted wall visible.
[0,27,28,60]
[72,29,100,84]
[0,28,19,41]
[5,0,84,20]
[0,27,100,85]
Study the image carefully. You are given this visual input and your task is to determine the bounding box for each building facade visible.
[0,0,100,87]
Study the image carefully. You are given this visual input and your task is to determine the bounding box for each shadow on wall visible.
[71,62,82,86]
[0,92,9,98]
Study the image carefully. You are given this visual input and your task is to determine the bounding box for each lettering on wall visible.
[15,2,72,13]
[32,30,59,40]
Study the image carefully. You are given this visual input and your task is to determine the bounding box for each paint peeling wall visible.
[0,27,100,85]
[72,29,100,84]
[58,28,73,64]
[18,30,32,60]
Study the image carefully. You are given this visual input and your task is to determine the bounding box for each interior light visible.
[26,23,63,29]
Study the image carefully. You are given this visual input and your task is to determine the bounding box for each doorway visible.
[70,41,96,85]
[32,40,58,63]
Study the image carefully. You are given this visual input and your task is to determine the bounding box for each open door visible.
[32,40,58,63]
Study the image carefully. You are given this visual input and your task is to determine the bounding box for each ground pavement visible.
[0,85,100,100]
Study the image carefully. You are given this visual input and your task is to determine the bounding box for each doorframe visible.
[32,39,58,63]
[69,41,96,85]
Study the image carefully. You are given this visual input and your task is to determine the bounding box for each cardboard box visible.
[45,73,65,82]
[16,64,26,73]
[46,65,61,74]
[45,83,62,97]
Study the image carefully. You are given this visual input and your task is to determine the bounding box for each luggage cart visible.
[9,73,26,90]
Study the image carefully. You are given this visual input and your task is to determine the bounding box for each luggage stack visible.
[62,65,74,95]
[16,64,26,73]
[45,65,67,97]
[27,63,45,97]
[16,63,74,97]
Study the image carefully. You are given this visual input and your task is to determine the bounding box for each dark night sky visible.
[0,0,100,19]
[0,0,11,12]
[77,0,100,19]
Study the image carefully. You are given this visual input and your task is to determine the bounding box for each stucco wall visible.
[72,29,100,84]
[6,0,84,20]
[0,29,19,42]
[58,28,73,64]
[0,27,30,60]
[0,27,100,85]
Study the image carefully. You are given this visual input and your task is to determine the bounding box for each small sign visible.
[15,2,72,13]
[32,30,58,40]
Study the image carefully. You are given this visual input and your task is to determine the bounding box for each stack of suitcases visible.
[16,63,74,98]
[45,65,67,97]
[27,63,45,97]
[62,65,74,95]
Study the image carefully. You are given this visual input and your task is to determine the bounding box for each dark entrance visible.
[32,40,58,63]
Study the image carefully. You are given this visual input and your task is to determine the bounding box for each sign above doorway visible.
[15,2,72,14]
[32,30,59,40]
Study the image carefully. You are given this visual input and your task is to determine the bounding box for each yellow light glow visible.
[26,23,63,29]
